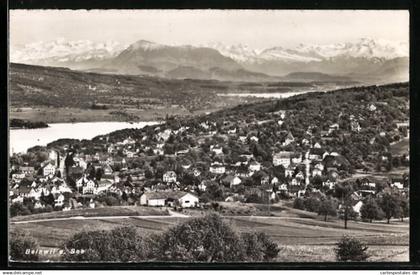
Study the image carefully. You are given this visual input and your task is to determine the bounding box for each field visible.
[11,205,169,222]
[10,203,408,262]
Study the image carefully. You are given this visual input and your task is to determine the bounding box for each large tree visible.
[318,198,337,222]
[360,198,384,223]
[378,192,402,224]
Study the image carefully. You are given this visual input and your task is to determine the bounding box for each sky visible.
[9,10,409,49]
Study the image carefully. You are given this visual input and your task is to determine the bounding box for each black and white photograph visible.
[8,9,410,264]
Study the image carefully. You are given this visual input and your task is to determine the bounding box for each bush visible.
[335,235,369,262]
[360,198,384,222]
[151,213,244,262]
[61,213,281,263]
[10,230,39,261]
[241,232,281,261]
[293,198,305,210]
[10,202,31,217]
[304,197,321,212]
[62,226,146,262]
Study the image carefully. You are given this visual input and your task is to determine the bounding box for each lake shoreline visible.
[9,106,215,124]
[10,121,160,155]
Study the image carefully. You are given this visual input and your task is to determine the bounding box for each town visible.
[9,83,409,225]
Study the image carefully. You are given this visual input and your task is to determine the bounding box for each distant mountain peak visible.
[128,40,165,51]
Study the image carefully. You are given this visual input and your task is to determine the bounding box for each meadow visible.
[10,203,408,262]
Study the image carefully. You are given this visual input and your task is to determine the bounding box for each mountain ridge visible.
[10,38,408,84]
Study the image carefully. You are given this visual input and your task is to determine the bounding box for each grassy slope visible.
[10,203,408,262]
[11,205,169,222]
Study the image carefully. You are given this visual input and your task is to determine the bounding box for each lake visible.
[10,121,160,155]
[217,90,322,99]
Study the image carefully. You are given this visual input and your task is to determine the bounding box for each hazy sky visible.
[10,10,409,49]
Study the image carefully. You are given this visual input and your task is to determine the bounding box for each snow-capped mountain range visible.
[10,38,409,83]
[208,38,408,63]
[11,38,126,64]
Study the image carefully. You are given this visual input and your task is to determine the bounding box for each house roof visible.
[142,191,197,200]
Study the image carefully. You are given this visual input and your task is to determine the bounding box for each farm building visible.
[140,191,199,208]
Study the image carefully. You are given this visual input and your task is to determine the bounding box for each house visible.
[18,166,35,175]
[176,149,190,156]
[267,176,278,185]
[193,168,201,177]
[157,129,173,141]
[368,104,377,112]
[290,178,300,186]
[312,168,322,177]
[322,179,336,189]
[198,181,209,191]
[327,168,339,179]
[391,178,404,189]
[163,171,177,183]
[103,164,113,175]
[210,145,224,155]
[42,163,56,177]
[285,167,295,178]
[140,191,199,208]
[308,148,325,161]
[82,179,97,195]
[328,123,340,134]
[291,154,302,164]
[225,175,242,188]
[283,132,295,146]
[54,193,65,207]
[227,128,237,135]
[278,183,288,193]
[313,142,322,149]
[261,174,270,185]
[238,136,247,143]
[210,162,225,174]
[273,151,293,167]
[123,136,136,145]
[353,201,364,215]
[249,161,261,172]
[250,136,259,143]
[295,171,305,181]
[351,120,361,132]
[34,201,44,209]
[153,148,164,155]
[314,163,325,171]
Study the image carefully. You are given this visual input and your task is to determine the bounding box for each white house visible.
[238,136,247,143]
[140,191,199,208]
[368,104,377,112]
[163,171,177,183]
[42,163,56,177]
[283,133,295,146]
[322,179,336,189]
[285,167,295,178]
[210,145,224,155]
[271,177,279,185]
[193,168,202,177]
[210,162,225,174]
[82,179,97,195]
[250,136,259,143]
[312,168,322,177]
[230,176,242,187]
[249,161,261,172]
[178,193,199,208]
[54,194,65,207]
[273,151,292,167]
[353,201,364,215]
